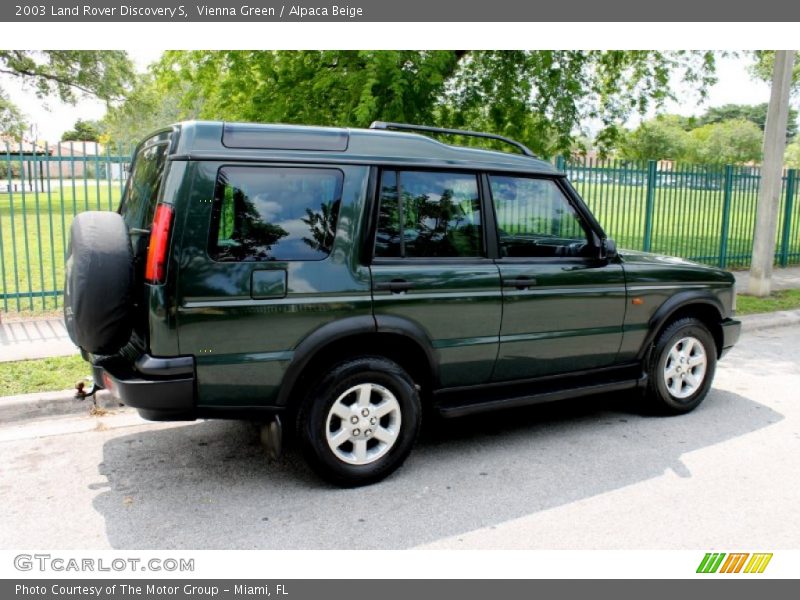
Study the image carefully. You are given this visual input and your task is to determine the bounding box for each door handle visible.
[374,279,413,293]
[504,277,537,290]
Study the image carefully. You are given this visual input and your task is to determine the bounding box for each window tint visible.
[375,170,483,258]
[120,142,168,229]
[209,167,343,262]
[489,176,589,258]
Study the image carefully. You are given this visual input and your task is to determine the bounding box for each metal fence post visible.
[779,169,796,267]
[643,160,657,252]
[555,155,567,172]
[718,165,734,268]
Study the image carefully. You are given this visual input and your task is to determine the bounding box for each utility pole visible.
[748,50,796,297]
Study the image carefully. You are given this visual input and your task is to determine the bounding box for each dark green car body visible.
[91,121,740,422]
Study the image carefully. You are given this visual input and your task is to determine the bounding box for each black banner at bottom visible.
[3,580,798,600]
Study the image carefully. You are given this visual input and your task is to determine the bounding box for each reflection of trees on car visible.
[403,188,480,257]
[302,200,341,254]
[215,184,289,261]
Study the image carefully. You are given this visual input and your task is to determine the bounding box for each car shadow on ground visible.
[92,388,782,549]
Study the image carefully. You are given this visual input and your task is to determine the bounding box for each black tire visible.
[64,211,134,354]
[644,317,717,414]
[297,357,421,487]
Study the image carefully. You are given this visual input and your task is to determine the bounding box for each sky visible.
[0,51,786,142]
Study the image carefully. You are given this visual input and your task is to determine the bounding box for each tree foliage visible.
[698,103,798,140]
[0,51,133,103]
[620,114,764,165]
[750,51,800,91]
[684,119,763,165]
[619,115,691,161]
[786,138,800,169]
[0,90,27,141]
[61,118,103,142]
[114,50,718,156]
[101,73,189,145]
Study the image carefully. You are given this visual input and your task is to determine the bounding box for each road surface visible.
[1,325,798,549]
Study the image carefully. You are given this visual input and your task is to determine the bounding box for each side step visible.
[434,368,647,419]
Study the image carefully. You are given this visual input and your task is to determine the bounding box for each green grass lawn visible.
[736,289,800,315]
[0,354,89,396]
[0,184,123,313]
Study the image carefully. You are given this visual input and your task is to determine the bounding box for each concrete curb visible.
[0,389,126,424]
[0,309,798,425]
[739,308,800,333]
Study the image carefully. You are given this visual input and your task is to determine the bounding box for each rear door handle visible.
[374,279,413,293]
[504,277,537,290]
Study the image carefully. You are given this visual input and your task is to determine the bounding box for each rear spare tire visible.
[64,211,134,354]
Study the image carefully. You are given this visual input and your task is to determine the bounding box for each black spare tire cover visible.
[64,211,134,354]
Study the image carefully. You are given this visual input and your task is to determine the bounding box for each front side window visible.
[374,170,483,258]
[490,175,589,258]
[209,166,343,262]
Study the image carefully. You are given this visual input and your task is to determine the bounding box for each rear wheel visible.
[644,317,717,414]
[297,357,421,487]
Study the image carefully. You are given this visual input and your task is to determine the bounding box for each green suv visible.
[64,121,741,486]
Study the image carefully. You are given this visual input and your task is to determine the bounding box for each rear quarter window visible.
[209,166,343,262]
[120,141,169,229]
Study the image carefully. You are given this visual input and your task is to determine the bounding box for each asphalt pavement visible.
[0,324,798,550]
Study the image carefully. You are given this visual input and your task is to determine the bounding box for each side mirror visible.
[600,238,618,260]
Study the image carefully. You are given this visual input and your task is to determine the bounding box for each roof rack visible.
[369,121,536,158]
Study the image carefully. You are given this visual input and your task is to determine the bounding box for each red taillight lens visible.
[145,204,174,284]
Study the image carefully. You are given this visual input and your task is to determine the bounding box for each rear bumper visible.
[720,317,741,358]
[93,354,196,421]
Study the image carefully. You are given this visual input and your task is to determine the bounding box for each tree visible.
[697,103,798,141]
[0,90,27,141]
[749,50,796,297]
[786,138,800,169]
[0,51,133,103]
[61,119,103,142]
[618,115,690,161]
[146,50,718,157]
[102,72,211,145]
[750,51,800,91]
[684,119,763,165]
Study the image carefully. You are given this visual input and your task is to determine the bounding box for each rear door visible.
[489,174,626,381]
[370,169,502,387]
[175,162,373,408]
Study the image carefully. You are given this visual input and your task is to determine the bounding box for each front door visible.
[488,174,626,381]
[370,169,502,387]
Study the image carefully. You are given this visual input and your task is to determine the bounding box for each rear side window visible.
[120,141,169,228]
[374,170,483,258]
[209,166,343,262]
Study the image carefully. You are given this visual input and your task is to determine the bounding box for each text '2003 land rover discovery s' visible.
[64,121,741,486]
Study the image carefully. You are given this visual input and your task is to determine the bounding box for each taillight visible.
[144,204,174,284]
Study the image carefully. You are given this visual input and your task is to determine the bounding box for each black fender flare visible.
[374,314,440,386]
[635,290,724,360]
[275,314,439,407]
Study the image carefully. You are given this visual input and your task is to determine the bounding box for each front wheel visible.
[297,357,421,487]
[644,317,717,414]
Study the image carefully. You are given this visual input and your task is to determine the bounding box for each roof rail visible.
[369,121,536,158]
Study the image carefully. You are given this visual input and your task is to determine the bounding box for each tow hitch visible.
[74,378,99,400]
